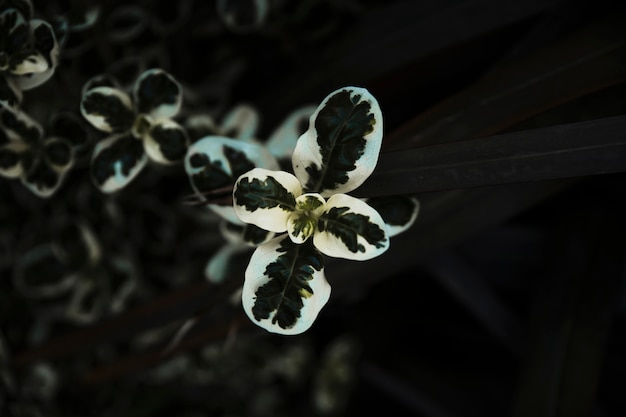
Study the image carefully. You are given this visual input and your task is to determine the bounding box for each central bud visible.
[131,114,153,138]
[287,193,326,244]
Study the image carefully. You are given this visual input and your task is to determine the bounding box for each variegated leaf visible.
[133,68,182,119]
[233,168,301,233]
[182,114,219,142]
[205,242,251,284]
[81,87,135,133]
[21,158,65,197]
[220,220,276,246]
[0,106,43,143]
[0,76,22,108]
[11,19,59,90]
[266,104,316,161]
[9,52,47,76]
[90,133,147,193]
[185,136,278,223]
[363,195,420,237]
[242,235,330,335]
[143,119,188,164]
[0,140,27,178]
[219,103,259,141]
[315,193,388,260]
[81,74,121,97]
[292,86,383,197]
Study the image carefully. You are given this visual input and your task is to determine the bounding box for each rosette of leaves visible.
[0,0,60,108]
[232,86,419,335]
[0,106,81,197]
[80,68,189,192]
[184,104,316,283]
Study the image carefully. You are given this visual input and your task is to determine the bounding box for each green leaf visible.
[242,235,330,335]
[233,168,301,233]
[292,86,383,197]
[363,195,420,237]
[315,193,388,260]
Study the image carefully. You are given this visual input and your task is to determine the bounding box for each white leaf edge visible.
[362,196,420,237]
[242,235,331,335]
[266,104,317,160]
[81,87,133,133]
[91,134,148,193]
[134,68,182,119]
[185,136,279,224]
[143,119,188,164]
[314,193,389,261]
[291,86,383,197]
[219,103,259,141]
[233,167,302,233]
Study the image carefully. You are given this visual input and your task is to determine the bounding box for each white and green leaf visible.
[185,136,279,224]
[143,119,188,164]
[220,220,276,247]
[266,104,316,161]
[363,195,420,237]
[0,140,28,178]
[242,235,330,335]
[233,168,302,233]
[0,76,22,108]
[90,133,147,193]
[21,157,66,198]
[133,68,182,119]
[12,19,59,90]
[219,103,259,142]
[315,193,388,260]
[205,242,251,284]
[81,86,135,133]
[292,86,383,197]
[0,106,43,143]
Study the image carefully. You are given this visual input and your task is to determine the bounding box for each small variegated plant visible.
[232,86,419,335]
[0,0,60,108]
[184,103,316,283]
[0,106,84,197]
[80,68,189,192]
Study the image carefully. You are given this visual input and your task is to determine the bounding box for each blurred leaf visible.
[356,115,626,197]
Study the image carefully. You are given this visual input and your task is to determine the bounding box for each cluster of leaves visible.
[227,86,419,334]
[0,0,418,415]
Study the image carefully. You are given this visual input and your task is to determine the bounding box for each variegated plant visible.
[232,86,419,335]
[0,106,84,197]
[0,0,60,108]
[184,103,316,283]
[80,68,189,192]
